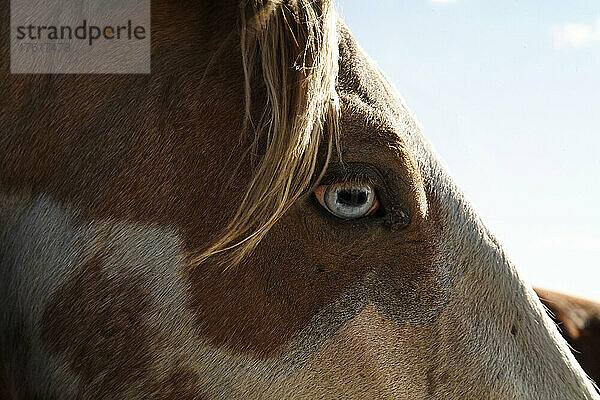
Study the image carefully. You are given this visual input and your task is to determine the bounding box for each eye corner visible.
[383,205,411,230]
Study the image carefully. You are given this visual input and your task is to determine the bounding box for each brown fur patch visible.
[146,362,205,400]
[40,254,155,397]
[188,210,369,356]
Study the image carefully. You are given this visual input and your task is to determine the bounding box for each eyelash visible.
[319,170,380,189]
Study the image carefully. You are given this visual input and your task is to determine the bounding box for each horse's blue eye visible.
[315,183,379,219]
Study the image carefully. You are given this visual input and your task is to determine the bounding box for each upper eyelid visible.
[318,173,377,189]
[317,163,385,187]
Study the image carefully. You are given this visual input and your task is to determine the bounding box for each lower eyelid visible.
[365,196,380,216]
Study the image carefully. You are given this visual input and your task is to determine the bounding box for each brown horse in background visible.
[537,289,600,385]
[1,1,599,398]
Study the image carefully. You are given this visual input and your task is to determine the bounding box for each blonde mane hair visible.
[190,0,340,268]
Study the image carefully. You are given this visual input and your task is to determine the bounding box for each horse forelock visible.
[189,0,340,269]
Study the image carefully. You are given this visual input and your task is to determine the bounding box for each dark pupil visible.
[337,188,367,206]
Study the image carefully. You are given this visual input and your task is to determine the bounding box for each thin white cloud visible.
[552,17,600,48]
[429,0,457,3]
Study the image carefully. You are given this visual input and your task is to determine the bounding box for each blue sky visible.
[339,0,600,301]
